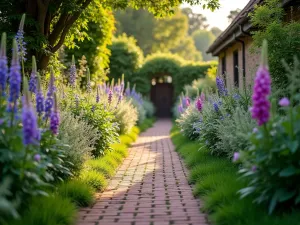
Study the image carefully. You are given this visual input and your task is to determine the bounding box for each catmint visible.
[29,56,37,93]
[216,76,227,96]
[50,94,59,135]
[0,33,7,94]
[15,14,27,62]
[195,97,203,112]
[213,102,219,112]
[251,40,271,126]
[69,55,76,88]
[22,77,39,145]
[8,40,21,112]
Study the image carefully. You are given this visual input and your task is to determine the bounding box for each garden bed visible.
[170,125,300,225]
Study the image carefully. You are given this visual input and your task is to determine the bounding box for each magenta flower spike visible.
[195,97,203,112]
[251,40,271,126]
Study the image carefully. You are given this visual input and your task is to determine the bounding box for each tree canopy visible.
[192,30,216,61]
[0,0,220,70]
[181,7,208,34]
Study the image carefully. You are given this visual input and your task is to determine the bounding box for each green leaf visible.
[279,165,297,177]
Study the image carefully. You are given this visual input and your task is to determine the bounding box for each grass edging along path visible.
[6,119,155,225]
[170,125,300,225]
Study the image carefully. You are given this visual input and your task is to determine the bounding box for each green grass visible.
[9,195,76,225]
[80,170,107,191]
[170,124,300,225]
[57,180,95,207]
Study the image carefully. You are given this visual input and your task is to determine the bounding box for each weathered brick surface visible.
[77,120,208,225]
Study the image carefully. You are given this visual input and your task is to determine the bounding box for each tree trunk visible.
[39,54,50,70]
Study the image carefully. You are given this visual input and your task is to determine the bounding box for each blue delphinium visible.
[213,102,219,112]
[22,77,39,145]
[15,14,27,62]
[36,73,44,116]
[69,55,76,88]
[0,33,8,94]
[44,68,55,119]
[29,56,37,93]
[216,76,228,96]
[50,94,60,135]
[8,40,21,112]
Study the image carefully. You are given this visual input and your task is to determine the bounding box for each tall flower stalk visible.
[29,56,37,93]
[50,93,60,135]
[0,33,7,96]
[22,77,39,145]
[36,73,44,116]
[69,55,76,88]
[15,14,26,78]
[8,40,21,115]
[44,67,55,119]
[251,40,271,126]
[86,67,91,93]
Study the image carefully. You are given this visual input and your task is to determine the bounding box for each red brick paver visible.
[77,119,208,225]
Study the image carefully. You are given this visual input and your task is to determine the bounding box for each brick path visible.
[78,119,208,225]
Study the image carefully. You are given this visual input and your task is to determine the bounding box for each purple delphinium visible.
[0,33,7,95]
[8,40,21,112]
[15,14,27,62]
[69,55,76,88]
[178,104,184,114]
[36,74,44,116]
[29,56,37,93]
[91,105,96,112]
[44,68,55,119]
[195,97,203,112]
[125,82,130,96]
[279,97,290,107]
[22,77,39,145]
[182,96,190,108]
[216,76,228,96]
[108,89,113,105]
[50,94,60,135]
[251,40,271,126]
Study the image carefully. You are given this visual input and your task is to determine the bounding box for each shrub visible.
[143,99,155,118]
[250,0,300,89]
[85,159,115,178]
[80,170,107,191]
[8,195,76,225]
[58,110,99,176]
[177,104,201,140]
[56,180,94,207]
[108,34,144,83]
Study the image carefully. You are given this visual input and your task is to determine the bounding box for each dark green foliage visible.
[8,195,76,225]
[250,0,300,89]
[108,34,144,84]
[57,180,95,207]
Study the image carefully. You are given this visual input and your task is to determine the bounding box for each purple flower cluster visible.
[213,102,219,112]
[195,97,203,112]
[182,96,190,108]
[178,104,184,114]
[96,86,100,103]
[216,76,227,96]
[108,89,113,105]
[251,41,271,126]
[69,55,76,88]
[0,33,7,94]
[8,40,21,112]
[29,56,37,93]
[50,94,60,135]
